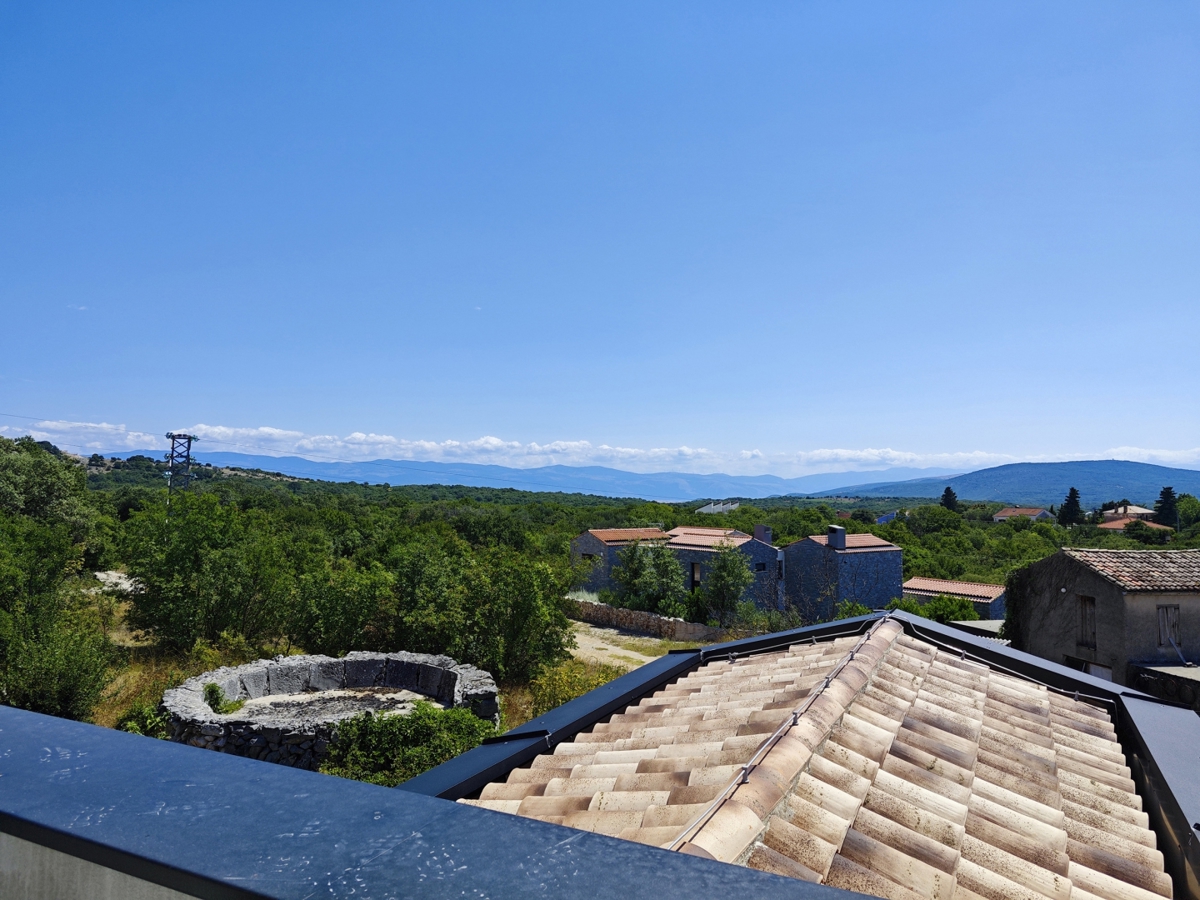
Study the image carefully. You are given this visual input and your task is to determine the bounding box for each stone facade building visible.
[571,525,781,608]
[1007,547,1200,685]
[783,526,903,621]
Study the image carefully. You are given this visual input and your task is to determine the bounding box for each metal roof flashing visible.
[0,706,839,900]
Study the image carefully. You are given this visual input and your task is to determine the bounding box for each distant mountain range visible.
[103,450,1200,507]
[812,460,1200,507]
[104,450,958,502]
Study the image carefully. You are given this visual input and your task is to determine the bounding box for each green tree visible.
[940,487,958,512]
[122,494,295,649]
[293,560,394,657]
[1178,494,1200,529]
[702,542,754,627]
[611,541,686,616]
[1058,488,1084,526]
[1154,487,1179,528]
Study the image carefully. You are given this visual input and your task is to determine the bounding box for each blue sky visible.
[2,2,1198,476]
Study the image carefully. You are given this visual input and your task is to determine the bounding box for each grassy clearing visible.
[611,636,706,658]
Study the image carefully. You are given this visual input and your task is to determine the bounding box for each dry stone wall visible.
[566,598,724,642]
[162,651,498,771]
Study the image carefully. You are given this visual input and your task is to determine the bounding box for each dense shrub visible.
[530,658,627,717]
[292,560,394,657]
[886,595,979,624]
[117,699,171,739]
[0,511,114,721]
[122,494,295,650]
[320,703,497,786]
[1,622,113,720]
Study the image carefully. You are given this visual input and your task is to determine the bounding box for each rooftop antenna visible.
[165,433,198,503]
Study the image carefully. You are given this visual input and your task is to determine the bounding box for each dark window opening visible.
[1158,605,1181,648]
[755,562,767,573]
[691,563,701,590]
[1078,595,1096,650]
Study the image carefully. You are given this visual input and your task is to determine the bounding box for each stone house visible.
[1007,548,1200,685]
[782,525,903,621]
[570,524,780,608]
[901,576,1007,619]
[992,506,1054,523]
[664,525,781,609]
[570,527,669,594]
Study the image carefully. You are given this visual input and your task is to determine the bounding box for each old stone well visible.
[162,651,499,771]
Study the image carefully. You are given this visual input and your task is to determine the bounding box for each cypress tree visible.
[1155,486,1179,528]
[1058,487,1083,526]
[940,486,958,512]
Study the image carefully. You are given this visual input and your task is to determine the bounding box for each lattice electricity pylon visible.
[165,432,199,495]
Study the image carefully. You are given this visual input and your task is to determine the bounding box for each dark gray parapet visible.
[161,652,498,771]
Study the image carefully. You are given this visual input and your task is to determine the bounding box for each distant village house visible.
[992,506,1054,523]
[571,525,780,608]
[902,576,1007,619]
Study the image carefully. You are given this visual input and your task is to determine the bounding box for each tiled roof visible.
[1066,548,1200,591]
[667,527,753,551]
[1096,518,1172,532]
[904,578,1006,601]
[465,619,1170,900]
[995,508,1050,518]
[588,528,670,546]
[805,533,899,553]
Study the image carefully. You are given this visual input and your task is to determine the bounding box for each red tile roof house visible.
[403,610,1199,900]
[993,507,1056,524]
[1007,548,1200,687]
[903,578,1008,620]
[783,526,903,622]
[571,526,781,609]
[1097,518,1173,534]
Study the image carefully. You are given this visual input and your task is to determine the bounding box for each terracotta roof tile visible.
[904,578,1006,601]
[802,532,900,552]
[666,526,756,550]
[587,528,669,546]
[464,620,1170,900]
[1065,548,1200,591]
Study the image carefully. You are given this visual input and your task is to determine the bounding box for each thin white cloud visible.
[4,419,1198,477]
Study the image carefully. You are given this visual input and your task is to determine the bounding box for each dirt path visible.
[569,621,708,670]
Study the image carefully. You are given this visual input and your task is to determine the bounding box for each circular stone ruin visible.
[162,651,499,771]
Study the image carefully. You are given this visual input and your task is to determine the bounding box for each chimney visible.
[754,524,773,544]
[827,525,847,550]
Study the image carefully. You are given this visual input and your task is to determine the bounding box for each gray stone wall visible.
[1010,551,1200,686]
[162,652,498,771]
[566,598,724,642]
[784,539,902,621]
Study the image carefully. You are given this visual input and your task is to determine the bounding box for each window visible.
[1158,605,1181,649]
[755,562,767,573]
[1077,595,1096,650]
[691,563,701,590]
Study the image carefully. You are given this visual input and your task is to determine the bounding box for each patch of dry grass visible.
[612,637,707,658]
